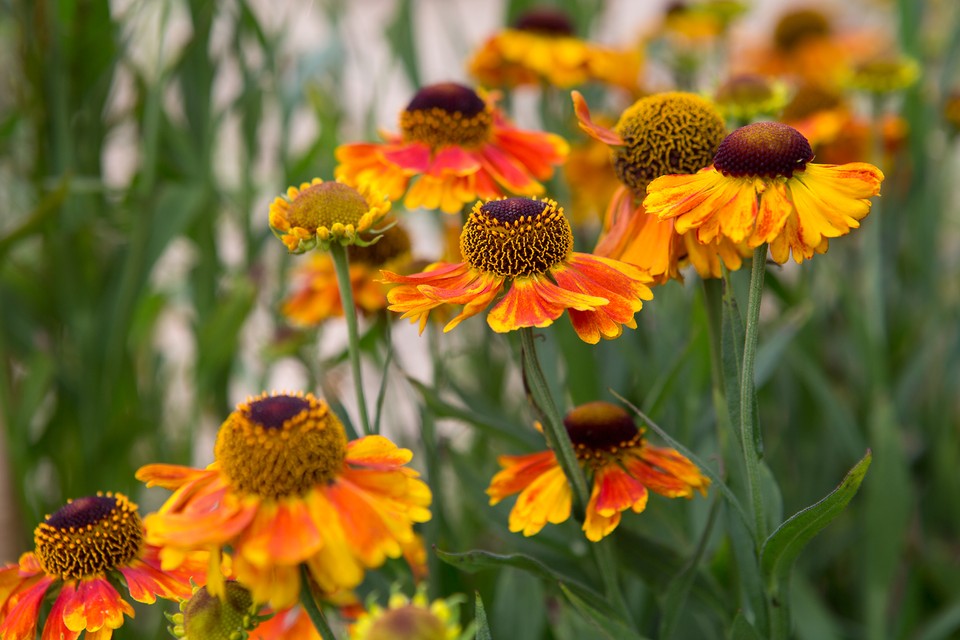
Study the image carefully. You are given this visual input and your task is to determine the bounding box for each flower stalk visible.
[740,245,768,543]
[300,564,339,640]
[329,242,374,435]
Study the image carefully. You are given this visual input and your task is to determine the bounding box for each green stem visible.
[592,537,633,624]
[300,564,339,640]
[519,328,589,508]
[740,246,768,543]
[864,95,888,388]
[329,242,373,435]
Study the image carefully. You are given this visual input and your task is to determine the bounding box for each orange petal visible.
[487,450,559,504]
[236,498,324,567]
[508,465,573,536]
[0,576,53,640]
[347,435,414,468]
[572,90,624,146]
[487,274,608,334]
[61,578,132,633]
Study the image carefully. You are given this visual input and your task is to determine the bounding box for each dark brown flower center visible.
[215,392,348,499]
[513,8,574,36]
[460,198,573,278]
[400,83,492,148]
[35,493,143,579]
[563,402,642,461]
[713,122,813,179]
[773,8,831,52]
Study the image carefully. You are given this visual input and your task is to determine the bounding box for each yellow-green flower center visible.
[400,82,493,148]
[460,197,573,278]
[781,82,842,122]
[513,8,574,36]
[612,92,726,195]
[215,393,348,499]
[848,57,920,94]
[563,402,642,464]
[367,605,447,640]
[34,493,143,579]
[287,182,369,232]
[348,221,412,267]
[177,582,259,640]
[773,8,831,52]
[713,122,813,179]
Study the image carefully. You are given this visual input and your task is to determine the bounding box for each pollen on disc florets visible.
[513,7,575,36]
[400,82,493,148]
[348,220,412,267]
[34,492,143,579]
[612,92,727,195]
[287,181,369,232]
[214,392,348,500]
[563,402,642,466]
[460,197,573,278]
[713,122,813,179]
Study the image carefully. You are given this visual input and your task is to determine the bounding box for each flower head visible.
[845,55,920,94]
[0,492,205,640]
[573,90,746,282]
[714,74,789,123]
[169,581,265,640]
[382,196,653,344]
[269,179,390,253]
[349,588,465,640]
[282,220,414,326]
[467,7,641,90]
[137,392,432,610]
[335,82,567,214]
[487,402,710,541]
[643,121,885,263]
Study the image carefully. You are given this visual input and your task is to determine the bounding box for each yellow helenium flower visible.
[468,7,641,90]
[137,392,432,610]
[573,90,748,283]
[643,121,885,263]
[269,178,390,253]
[487,402,710,542]
[382,196,653,344]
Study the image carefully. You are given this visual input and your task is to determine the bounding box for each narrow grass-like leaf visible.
[559,584,650,640]
[730,612,763,640]
[475,592,492,640]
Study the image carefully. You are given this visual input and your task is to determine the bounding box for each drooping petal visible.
[572,90,625,146]
[487,450,559,505]
[595,191,683,283]
[232,556,301,611]
[582,464,649,542]
[60,578,133,634]
[235,497,324,567]
[508,465,573,537]
[0,575,54,640]
[486,274,608,334]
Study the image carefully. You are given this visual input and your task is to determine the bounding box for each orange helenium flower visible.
[381,197,654,344]
[467,7,641,90]
[643,121,885,263]
[487,402,710,541]
[136,392,431,610]
[335,82,568,214]
[0,492,205,640]
[573,90,747,282]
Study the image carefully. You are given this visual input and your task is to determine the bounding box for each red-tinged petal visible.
[429,146,482,175]
[487,450,559,504]
[0,576,53,640]
[640,446,711,496]
[380,142,432,173]
[326,481,403,567]
[120,548,204,604]
[751,180,793,245]
[478,144,544,194]
[347,435,414,468]
[142,487,258,550]
[487,275,608,334]
[591,464,649,517]
[43,586,81,640]
[303,491,366,593]
[492,127,569,180]
[236,498,324,567]
[381,262,469,285]
[508,465,573,537]
[61,578,132,633]
[644,169,739,234]
[594,191,684,283]
[339,467,432,524]
[572,90,624,146]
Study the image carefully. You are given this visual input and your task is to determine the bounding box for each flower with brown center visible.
[644,121,884,263]
[137,392,432,610]
[572,90,749,282]
[335,82,567,214]
[487,401,710,541]
[0,492,206,640]
[348,588,464,640]
[467,7,641,90]
[381,196,654,344]
[269,178,390,253]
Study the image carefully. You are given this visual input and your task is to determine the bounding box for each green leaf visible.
[761,451,872,583]
[475,592,492,640]
[559,584,650,640]
[492,568,545,640]
[729,612,763,640]
[435,548,618,620]
[384,0,420,87]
